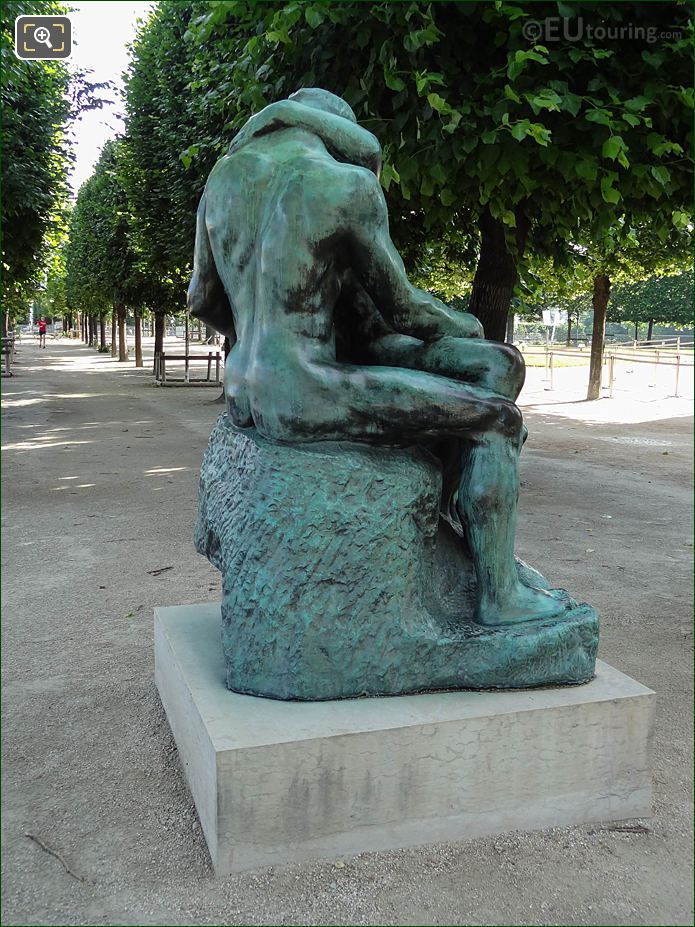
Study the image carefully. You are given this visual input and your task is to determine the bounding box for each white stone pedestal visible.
[154,603,655,876]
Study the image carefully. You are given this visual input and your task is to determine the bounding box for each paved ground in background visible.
[2,339,693,926]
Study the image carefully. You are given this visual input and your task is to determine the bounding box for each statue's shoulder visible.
[305,161,384,227]
[319,157,380,191]
[206,149,272,190]
[206,153,235,182]
[337,163,385,213]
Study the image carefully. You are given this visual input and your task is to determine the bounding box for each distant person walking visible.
[38,318,47,348]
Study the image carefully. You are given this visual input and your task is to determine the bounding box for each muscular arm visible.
[348,174,483,342]
[228,100,382,175]
[187,192,236,340]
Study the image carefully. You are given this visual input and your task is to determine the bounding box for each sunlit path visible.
[2,339,692,925]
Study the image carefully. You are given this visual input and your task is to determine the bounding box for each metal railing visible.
[610,336,693,351]
[534,345,693,398]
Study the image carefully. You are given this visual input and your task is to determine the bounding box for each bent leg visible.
[367,333,525,400]
[251,359,522,444]
[249,358,564,626]
[458,432,567,625]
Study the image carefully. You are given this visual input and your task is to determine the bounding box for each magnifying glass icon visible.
[34,26,53,49]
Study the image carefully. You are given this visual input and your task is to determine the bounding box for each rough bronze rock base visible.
[154,604,653,876]
[195,414,598,700]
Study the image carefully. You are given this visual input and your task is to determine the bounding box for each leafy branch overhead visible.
[121,0,692,336]
[182,2,692,254]
[7,1,691,336]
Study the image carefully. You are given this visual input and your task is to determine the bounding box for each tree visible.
[1,1,109,331]
[609,271,693,340]
[65,175,110,345]
[121,1,219,364]
[527,222,691,397]
[34,236,69,326]
[121,3,209,300]
[181,0,692,339]
[580,227,690,398]
[1,1,72,329]
[65,141,148,362]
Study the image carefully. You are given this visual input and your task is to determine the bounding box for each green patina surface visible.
[195,416,597,699]
[190,89,598,700]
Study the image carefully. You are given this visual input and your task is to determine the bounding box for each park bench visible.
[1,336,15,377]
[155,351,221,385]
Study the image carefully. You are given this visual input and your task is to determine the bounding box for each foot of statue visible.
[476,582,569,627]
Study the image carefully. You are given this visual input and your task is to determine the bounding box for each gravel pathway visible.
[2,339,692,926]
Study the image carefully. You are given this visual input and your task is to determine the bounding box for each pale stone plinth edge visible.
[154,603,655,876]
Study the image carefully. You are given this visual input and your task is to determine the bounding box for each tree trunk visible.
[586,274,611,401]
[469,207,528,342]
[1,312,7,339]
[111,311,118,357]
[153,311,165,372]
[135,315,143,367]
[566,311,572,345]
[647,318,654,342]
[117,304,128,362]
[505,311,515,344]
[99,317,106,349]
[634,320,639,341]
[90,315,96,346]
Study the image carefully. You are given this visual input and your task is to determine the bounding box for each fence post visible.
[215,352,220,385]
[675,353,681,398]
[206,352,212,382]
[609,353,615,398]
[652,350,659,388]
[601,351,606,395]
[184,316,190,383]
[677,336,681,351]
